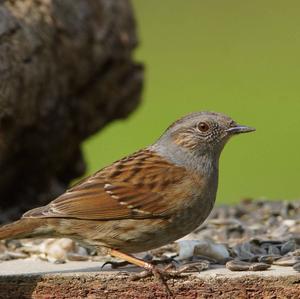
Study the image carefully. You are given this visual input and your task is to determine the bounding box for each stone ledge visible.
[0,259,299,298]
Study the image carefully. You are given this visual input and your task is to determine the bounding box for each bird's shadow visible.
[33,264,140,275]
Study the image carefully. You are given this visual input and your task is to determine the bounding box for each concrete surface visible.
[0,258,297,277]
[0,259,299,298]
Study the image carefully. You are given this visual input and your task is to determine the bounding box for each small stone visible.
[76,246,89,257]
[177,239,229,262]
[39,238,76,261]
[282,219,296,227]
[5,240,22,250]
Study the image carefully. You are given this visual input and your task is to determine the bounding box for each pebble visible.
[177,239,229,262]
[282,219,296,227]
[39,238,75,261]
[38,238,88,262]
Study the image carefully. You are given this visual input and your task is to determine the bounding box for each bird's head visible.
[156,111,255,159]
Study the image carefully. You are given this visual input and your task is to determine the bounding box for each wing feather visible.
[23,149,193,220]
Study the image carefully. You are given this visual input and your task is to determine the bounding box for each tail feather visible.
[0,218,45,240]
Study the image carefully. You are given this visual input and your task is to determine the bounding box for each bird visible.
[0,111,254,292]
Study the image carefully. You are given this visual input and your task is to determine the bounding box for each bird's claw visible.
[101,260,130,270]
[131,260,209,280]
[131,266,174,297]
[151,256,179,266]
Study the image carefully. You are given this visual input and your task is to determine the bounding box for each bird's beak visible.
[226,125,256,135]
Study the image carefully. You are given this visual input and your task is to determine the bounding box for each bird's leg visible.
[108,249,153,270]
[107,249,173,296]
[102,251,177,269]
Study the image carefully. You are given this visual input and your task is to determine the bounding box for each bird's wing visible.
[23,149,193,220]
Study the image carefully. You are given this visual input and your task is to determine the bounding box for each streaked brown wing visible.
[23,149,188,220]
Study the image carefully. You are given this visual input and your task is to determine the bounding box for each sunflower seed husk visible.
[67,253,89,261]
[249,262,271,271]
[226,260,251,271]
[6,251,28,259]
[293,262,300,272]
[177,260,210,273]
[291,249,300,256]
[257,255,281,264]
[0,253,11,261]
[281,240,297,255]
[273,256,300,266]
[268,245,281,256]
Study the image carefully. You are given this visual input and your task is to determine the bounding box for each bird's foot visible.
[107,249,209,297]
[130,260,209,297]
[131,260,208,280]
[130,265,174,297]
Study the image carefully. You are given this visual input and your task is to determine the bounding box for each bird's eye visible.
[197,122,210,132]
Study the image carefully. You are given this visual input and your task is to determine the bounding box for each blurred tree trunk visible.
[0,0,143,223]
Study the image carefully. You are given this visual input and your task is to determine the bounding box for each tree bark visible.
[0,0,143,223]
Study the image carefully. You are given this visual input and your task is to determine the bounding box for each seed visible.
[293,262,300,272]
[249,262,271,271]
[281,240,297,255]
[226,260,251,271]
[273,256,300,266]
[258,255,281,264]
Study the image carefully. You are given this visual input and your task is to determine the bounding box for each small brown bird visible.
[0,111,254,282]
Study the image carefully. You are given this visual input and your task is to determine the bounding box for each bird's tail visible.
[0,218,47,240]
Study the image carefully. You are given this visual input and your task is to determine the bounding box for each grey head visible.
[152,111,255,173]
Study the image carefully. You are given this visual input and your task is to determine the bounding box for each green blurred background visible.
[83,0,300,204]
